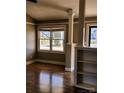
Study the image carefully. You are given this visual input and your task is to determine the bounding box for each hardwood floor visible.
[26,62,96,93]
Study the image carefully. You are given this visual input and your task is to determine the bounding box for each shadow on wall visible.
[26,14,36,61]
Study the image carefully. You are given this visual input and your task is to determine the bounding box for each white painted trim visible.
[66,43,73,45]
[75,85,96,92]
[65,67,74,72]
[26,21,35,25]
[26,60,35,65]
[66,43,77,46]
[65,67,71,71]
[34,59,65,66]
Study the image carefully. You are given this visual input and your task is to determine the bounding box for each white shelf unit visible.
[74,47,97,92]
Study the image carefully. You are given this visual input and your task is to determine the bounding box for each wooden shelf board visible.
[77,60,97,64]
[76,83,97,91]
[77,71,97,76]
[76,47,97,51]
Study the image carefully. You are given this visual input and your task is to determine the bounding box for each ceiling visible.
[26,0,97,21]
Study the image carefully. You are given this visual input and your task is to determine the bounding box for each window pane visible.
[52,31,64,39]
[89,27,97,47]
[40,31,50,39]
[52,40,63,51]
[40,40,50,50]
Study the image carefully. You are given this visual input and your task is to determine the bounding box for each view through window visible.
[52,31,64,51]
[40,31,50,50]
[89,26,97,47]
[39,29,64,52]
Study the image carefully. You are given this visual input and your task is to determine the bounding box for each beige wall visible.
[26,14,36,61]
[73,23,79,43]
[36,52,65,62]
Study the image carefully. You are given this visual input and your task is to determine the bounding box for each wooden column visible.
[67,9,75,44]
[78,0,85,46]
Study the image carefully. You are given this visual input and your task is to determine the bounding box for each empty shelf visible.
[78,60,97,64]
[77,71,97,76]
[76,83,96,91]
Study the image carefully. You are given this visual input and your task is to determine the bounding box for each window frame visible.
[88,26,97,47]
[85,22,97,47]
[37,25,66,54]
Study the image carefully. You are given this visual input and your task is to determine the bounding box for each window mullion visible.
[50,31,52,51]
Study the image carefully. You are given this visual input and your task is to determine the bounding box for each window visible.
[89,26,97,47]
[52,31,64,51]
[40,31,50,50]
[38,27,65,52]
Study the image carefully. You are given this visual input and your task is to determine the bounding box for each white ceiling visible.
[26,0,97,21]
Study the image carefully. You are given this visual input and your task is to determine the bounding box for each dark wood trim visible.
[34,17,97,24]
[89,26,97,46]
[26,13,35,23]
[35,25,39,55]
[78,0,85,45]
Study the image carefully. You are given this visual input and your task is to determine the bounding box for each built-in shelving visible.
[76,83,97,91]
[74,47,97,92]
[77,60,96,64]
[77,71,96,76]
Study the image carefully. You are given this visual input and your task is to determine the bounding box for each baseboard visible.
[34,59,65,66]
[65,67,74,72]
[26,60,35,65]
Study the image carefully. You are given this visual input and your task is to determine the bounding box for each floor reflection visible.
[27,63,74,93]
[26,62,92,93]
[26,67,39,93]
[39,72,64,93]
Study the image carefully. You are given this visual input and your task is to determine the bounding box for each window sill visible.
[38,50,65,54]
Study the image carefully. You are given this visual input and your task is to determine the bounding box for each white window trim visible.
[37,25,66,54]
